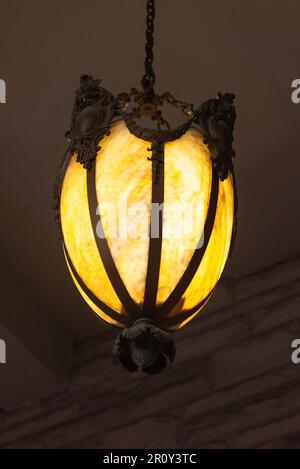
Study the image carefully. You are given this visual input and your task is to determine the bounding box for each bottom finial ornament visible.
[113,318,176,374]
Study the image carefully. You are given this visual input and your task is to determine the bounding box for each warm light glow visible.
[157,128,212,304]
[96,121,152,305]
[60,153,123,315]
[168,175,234,329]
[60,120,234,329]
[180,176,234,309]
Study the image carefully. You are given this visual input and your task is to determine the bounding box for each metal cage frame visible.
[53,75,238,373]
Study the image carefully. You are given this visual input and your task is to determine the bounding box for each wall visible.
[0,256,300,449]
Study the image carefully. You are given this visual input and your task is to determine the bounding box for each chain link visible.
[141,0,156,93]
[161,92,194,117]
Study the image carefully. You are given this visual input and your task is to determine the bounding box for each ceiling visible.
[0,0,299,407]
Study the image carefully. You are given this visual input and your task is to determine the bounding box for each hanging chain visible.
[117,0,193,127]
[141,0,156,94]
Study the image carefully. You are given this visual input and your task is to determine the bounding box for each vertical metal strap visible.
[87,163,141,321]
[143,142,164,315]
[153,172,219,320]
[62,243,130,327]
[160,290,214,329]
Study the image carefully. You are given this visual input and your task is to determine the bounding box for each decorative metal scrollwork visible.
[193,92,236,181]
[65,75,118,170]
[65,77,236,184]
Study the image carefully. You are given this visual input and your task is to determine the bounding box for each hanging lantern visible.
[54,0,237,374]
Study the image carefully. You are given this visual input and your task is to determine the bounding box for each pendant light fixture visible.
[54,0,237,374]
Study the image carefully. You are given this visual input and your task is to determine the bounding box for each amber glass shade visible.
[60,120,234,330]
